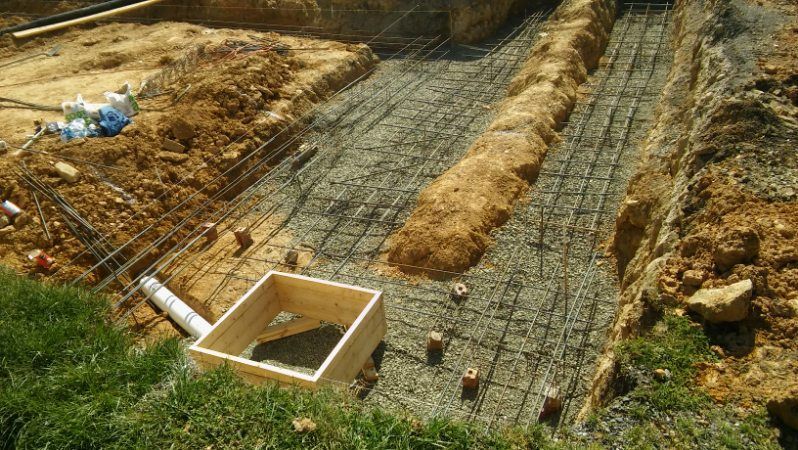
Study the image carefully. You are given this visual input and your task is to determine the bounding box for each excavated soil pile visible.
[386,0,615,276]
[0,21,376,280]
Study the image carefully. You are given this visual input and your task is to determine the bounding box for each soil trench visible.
[582,0,798,427]
[1,0,558,44]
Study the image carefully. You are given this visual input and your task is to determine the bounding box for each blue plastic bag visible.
[60,118,100,142]
[98,106,131,137]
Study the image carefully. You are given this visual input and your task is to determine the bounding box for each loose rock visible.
[686,279,753,322]
[682,269,705,288]
[170,117,196,141]
[653,368,672,381]
[54,162,81,183]
[713,226,760,271]
[162,138,186,153]
[158,151,189,164]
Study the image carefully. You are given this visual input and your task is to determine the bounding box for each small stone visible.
[620,198,648,228]
[162,138,186,153]
[682,270,705,288]
[291,417,316,433]
[284,249,299,266]
[170,117,195,141]
[54,162,80,183]
[710,345,726,357]
[653,368,672,381]
[362,366,379,383]
[0,140,7,152]
[774,221,796,239]
[158,151,189,164]
[13,212,30,227]
[713,226,760,271]
[763,64,779,75]
[0,215,9,228]
[113,197,124,205]
[686,279,753,323]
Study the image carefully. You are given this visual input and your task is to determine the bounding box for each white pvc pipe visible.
[139,276,212,339]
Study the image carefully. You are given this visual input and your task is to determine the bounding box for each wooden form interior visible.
[189,271,386,388]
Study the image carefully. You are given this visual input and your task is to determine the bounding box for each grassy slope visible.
[0,269,787,449]
[578,314,785,449]
[0,269,563,450]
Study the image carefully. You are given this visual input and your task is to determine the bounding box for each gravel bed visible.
[222,5,674,428]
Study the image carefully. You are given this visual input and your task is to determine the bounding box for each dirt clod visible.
[170,117,196,141]
[713,226,761,272]
[767,387,798,430]
[291,417,317,433]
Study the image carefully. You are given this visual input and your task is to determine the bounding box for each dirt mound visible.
[0,22,376,284]
[662,174,798,408]
[386,0,616,276]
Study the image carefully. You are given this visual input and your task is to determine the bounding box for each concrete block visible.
[362,367,379,382]
[426,330,444,351]
[162,138,186,153]
[54,162,80,183]
[451,283,469,302]
[462,367,479,389]
[201,222,218,242]
[539,385,562,419]
[234,227,253,249]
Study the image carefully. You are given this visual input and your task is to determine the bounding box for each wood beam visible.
[256,317,322,344]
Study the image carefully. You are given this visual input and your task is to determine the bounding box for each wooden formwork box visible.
[189,271,386,388]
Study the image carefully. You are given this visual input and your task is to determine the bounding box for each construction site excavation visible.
[1,0,798,446]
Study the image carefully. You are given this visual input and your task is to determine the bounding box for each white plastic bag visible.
[104,82,139,117]
[61,94,109,121]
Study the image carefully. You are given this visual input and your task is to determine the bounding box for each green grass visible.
[0,269,787,449]
[599,313,783,449]
[616,314,717,412]
[0,268,562,449]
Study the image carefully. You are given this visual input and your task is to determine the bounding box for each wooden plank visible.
[274,273,376,325]
[256,317,321,344]
[189,346,316,388]
[200,277,280,354]
[190,271,386,389]
[316,295,386,384]
[12,0,167,39]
